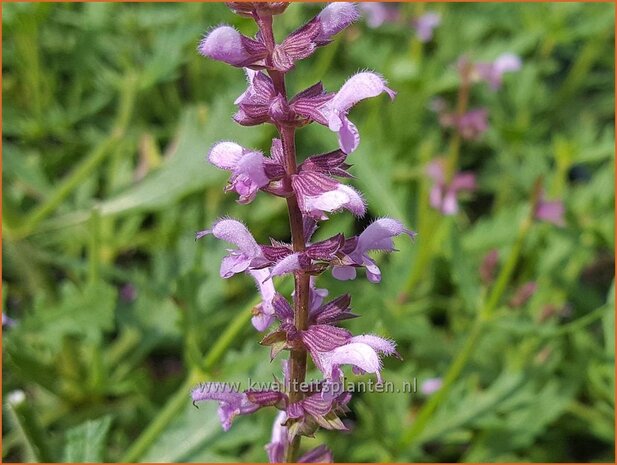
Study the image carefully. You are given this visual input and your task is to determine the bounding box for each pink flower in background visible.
[508,281,538,308]
[456,108,489,140]
[359,3,400,28]
[421,377,443,395]
[475,53,522,90]
[535,195,565,226]
[413,12,441,42]
[426,159,477,215]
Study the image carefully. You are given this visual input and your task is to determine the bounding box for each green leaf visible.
[23,281,116,350]
[63,416,113,462]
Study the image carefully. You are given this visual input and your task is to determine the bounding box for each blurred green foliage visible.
[2,2,615,462]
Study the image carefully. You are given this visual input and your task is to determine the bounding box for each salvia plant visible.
[190,2,414,462]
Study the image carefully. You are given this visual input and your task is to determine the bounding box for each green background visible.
[2,2,615,462]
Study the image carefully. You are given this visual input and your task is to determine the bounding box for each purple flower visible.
[413,12,441,42]
[198,26,267,67]
[457,108,489,140]
[359,3,400,28]
[315,2,360,43]
[475,53,522,90]
[196,218,268,278]
[194,5,406,460]
[292,172,366,220]
[208,141,270,203]
[249,269,276,331]
[266,411,288,462]
[426,159,477,215]
[535,196,565,226]
[420,377,442,395]
[319,72,396,153]
[313,334,397,383]
[191,383,260,431]
[266,411,334,463]
[508,281,538,308]
[234,69,277,126]
[333,218,416,282]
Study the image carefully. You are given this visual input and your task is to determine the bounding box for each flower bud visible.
[199,26,266,67]
[316,2,360,43]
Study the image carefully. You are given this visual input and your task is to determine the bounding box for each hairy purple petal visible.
[333,218,414,282]
[315,2,360,44]
[295,181,366,220]
[191,383,258,431]
[270,253,305,277]
[208,142,270,203]
[320,72,395,153]
[210,219,261,255]
[197,219,266,278]
[357,218,416,253]
[350,334,397,356]
[199,26,267,67]
[329,72,396,116]
[317,342,383,383]
[208,141,246,170]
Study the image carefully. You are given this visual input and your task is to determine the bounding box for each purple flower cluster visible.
[426,158,477,216]
[192,3,413,462]
[427,53,522,216]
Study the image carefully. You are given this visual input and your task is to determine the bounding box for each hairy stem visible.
[260,14,309,462]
